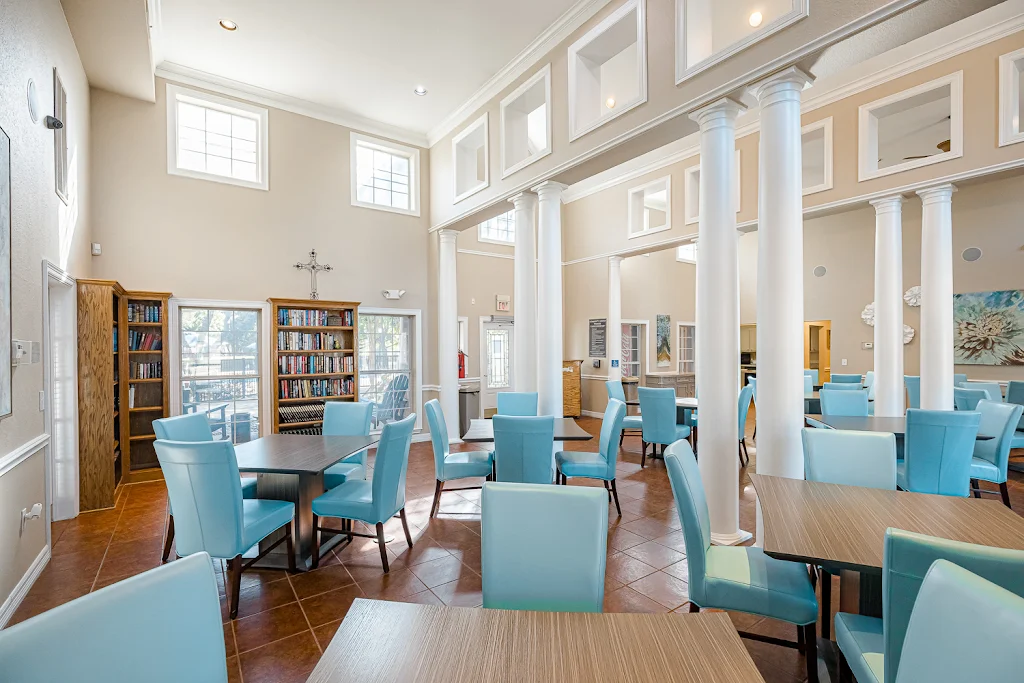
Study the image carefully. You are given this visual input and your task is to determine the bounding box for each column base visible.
[711,529,753,546]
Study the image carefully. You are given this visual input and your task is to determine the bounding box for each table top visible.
[805,414,906,434]
[625,397,699,407]
[751,474,1024,573]
[234,434,378,475]
[462,418,593,443]
[307,599,765,683]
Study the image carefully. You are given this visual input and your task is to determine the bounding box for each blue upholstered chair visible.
[311,414,416,573]
[805,369,819,387]
[606,380,642,445]
[665,441,819,683]
[555,399,626,514]
[821,382,863,391]
[897,409,980,497]
[322,401,374,489]
[820,389,869,416]
[738,383,754,467]
[835,529,1024,683]
[1007,380,1024,448]
[154,440,296,618]
[492,415,555,484]
[802,428,896,490]
[831,374,863,384]
[960,381,1003,402]
[425,399,492,518]
[904,376,921,409]
[968,400,1023,508]
[953,386,987,411]
[481,482,607,613]
[497,391,539,416]
[638,387,691,468]
[803,375,814,394]
[953,372,967,387]
[0,553,227,682]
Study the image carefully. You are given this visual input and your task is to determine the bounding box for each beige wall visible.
[0,0,92,615]
[455,228,514,379]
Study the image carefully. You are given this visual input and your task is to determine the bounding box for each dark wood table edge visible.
[235,435,380,474]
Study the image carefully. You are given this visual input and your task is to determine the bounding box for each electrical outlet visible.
[842,358,848,366]
[470,298,476,305]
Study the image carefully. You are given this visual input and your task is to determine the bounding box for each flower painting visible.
[953,290,1024,366]
[656,314,671,367]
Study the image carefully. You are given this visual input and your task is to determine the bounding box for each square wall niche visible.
[568,0,647,141]
[676,0,807,84]
[802,117,833,196]
[627,176,671,239]
[500,64,552,178]
[858,72,963,182]
[683,150,741,225]
[452,113,489,203]
[998,47,1024,147]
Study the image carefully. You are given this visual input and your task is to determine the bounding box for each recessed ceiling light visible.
[605,97,616,109]
[748,11,763,27]
[219,19,238,31]
[413,86,428,96]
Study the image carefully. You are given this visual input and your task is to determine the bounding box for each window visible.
[621,323,641,379]
[166,83,269,191]
[351,132,421,216]
[478,209,516,245]
[628,176,671,239]
[676,243,697,263]
[998,47,1024,147]
[53,68,68,204]
[486,328,511,389]
[359,314,414,427]
[452,113,489,203]
[179,307,262,443]
[678,324,695,374]
[500,64,552,178]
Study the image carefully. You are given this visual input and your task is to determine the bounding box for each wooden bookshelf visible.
[269,298,359,434]
[123,291,171,477]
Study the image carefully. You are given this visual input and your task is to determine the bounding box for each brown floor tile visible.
[239,631,322,683]
[231,575,298,620]
[607,526,647,552]
[651,530,689,554]
[406,554,470,589]
[226,656,242,683]
[224,622,237,658]
[430,572,483,608]
[312,619,342,650]
[605,552,658,585]
[622,540,686,570]
[234,602,310,653]
[357,568,429,601]
[289,564,355,600]
[603,585,670,613]
[662,559,690,581]
[299,583,363,627]
[628,571,690,610]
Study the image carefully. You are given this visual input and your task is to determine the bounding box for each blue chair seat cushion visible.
[969,457,1004,484]
[441,450,493,480]
[646,425,691,445]
[834,612,883,683]
[324,461,366,490]
[241,499,295,552]
[703,546,818,625]
[312,480,379,523]
[1011,431,1024,449]
[240,476,257,499]
[555,451,609,479]
[622,415,643,430]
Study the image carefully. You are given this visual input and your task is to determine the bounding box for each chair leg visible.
[641,441,647,469]
[741,439,749,467]
[1000,482,1012,509]
[399,508,413,548]
[797,624,805,652]
[619,432,624,447]
[285,521,296,573]
[603,480,611,503]
[162,514,175,563]
[802,622,819,683]
[688,602,699,613]
[227,555,243,619]
[610,479,621,517]
[311,514,321,569]
[971,478,982,498]
[376,522,390,573]
[838,650,854,683]
[820,568,831,640]
[430,479,443,518]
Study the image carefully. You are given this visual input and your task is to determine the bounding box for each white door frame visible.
[41,260,77,524]
[479,317,515,417]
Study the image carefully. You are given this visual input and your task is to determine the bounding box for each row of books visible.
[278,354,353,375]
[278,378,355,399]
[280,426,323,436]
[128,330,162,351]
[278,403,326,424]
[129,361,162,379]
[113,327,118,352]
[127,303,162,323]
[278,308,353,327]
[277,331,348,351]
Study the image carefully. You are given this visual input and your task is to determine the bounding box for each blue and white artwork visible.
[953,289,1024,366]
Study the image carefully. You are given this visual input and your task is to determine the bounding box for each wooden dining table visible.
[235,434,378,570]
[306,598,766,683]
[461,417,593,443]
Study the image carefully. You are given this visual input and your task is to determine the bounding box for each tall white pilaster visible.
[690,98,750,546]
[438,229,461,440]
[871,196,905,417]
[918,184,956,410]
[607,256,624,383]
[510,192,539,393]
[534,181,567,417]
[750,67,814,482]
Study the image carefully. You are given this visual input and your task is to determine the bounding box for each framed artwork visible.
[953,289,1024,366]
[0,125,11,417]
[656,314,671,367]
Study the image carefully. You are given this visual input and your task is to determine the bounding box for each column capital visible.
[689,97,747,131]
[438,228,460,243]
[748,66,814,107]
[916,183,957,204]
[531,180,568,201]
[509,191,538,209]
[869,194,904,215]
[608,255,624,267]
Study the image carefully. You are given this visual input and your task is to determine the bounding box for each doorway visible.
[480,319,514,417]
[804,320,831,384]
[42,261,78,524]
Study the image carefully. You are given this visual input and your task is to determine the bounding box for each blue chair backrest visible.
[748,376,757,402]
[959,381,1003,402]
[882,529,1024,683]
[664,441,710,606]
[820,388,869,416]
[606,380,626,403]
[153,413,214,441]
[154,440,245,558]
[805,369,819,386]
[0,553,227,682]
[903,409,981,496]
[802,428,896,489]
[1007,380,1024,430]
[822,382,862,391]
[904,376,921,409]
[738,384,754,439]
[865,370,876,401]
[831,374,863,384]
[803,375,813,393]
[481,482,607,612]
[322,401,373,436]
[638,387,678,445]
[497,392,539,416]
[597,399,626,479]
[369,413,416,520]
[492,415,555,483]
[953,387,987,411]
[973,400,1023,478]
[424,399,449,478]
[953,373,967,387]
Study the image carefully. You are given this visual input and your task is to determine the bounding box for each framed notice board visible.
[589,319,606,357]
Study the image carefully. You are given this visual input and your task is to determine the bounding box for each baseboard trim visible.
[580,409,605,418]
[711,529,753,546]
[0,545,50,629]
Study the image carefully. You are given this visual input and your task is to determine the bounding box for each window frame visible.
[683,150,741,225]
[357,306,423,432]
[350,131,422,217]
[500,64,553,179]
[165,83,270,191]
[802,117,834,196]
[452,113,490,204]
[627,175,672,240]
[998,47,1024,148]
[53,68,68,204]
[477,208,516,246]
[676,242,697,264]
[677,322,695,375]
[620,320,648,380]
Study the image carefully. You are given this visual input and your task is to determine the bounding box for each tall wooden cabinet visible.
[124,291,171,475]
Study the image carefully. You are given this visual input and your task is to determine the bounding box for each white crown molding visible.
[155,62,429,148]
[457,248,515,260]
[426,0,614,147]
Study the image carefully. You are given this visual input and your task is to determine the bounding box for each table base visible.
[254,471,328,571]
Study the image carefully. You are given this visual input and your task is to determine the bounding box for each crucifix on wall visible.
[294,249,333,300]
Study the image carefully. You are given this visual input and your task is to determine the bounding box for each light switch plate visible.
[842,359,848,366]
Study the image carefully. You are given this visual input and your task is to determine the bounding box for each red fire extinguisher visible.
[458,350,466,379]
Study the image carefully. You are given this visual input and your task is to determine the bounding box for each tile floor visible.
[13,414,1024,683]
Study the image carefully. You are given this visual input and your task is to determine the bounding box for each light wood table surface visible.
[461,417,593,443]
[307,598,766,683]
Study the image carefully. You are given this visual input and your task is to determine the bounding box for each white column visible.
[510,192,538,393]
[438,229,461,440]
[750,67,813,482]
[607,256,624,382]
[871,196,905,417]
[534,181,567,417]
[918,184,956,410]
[690,98,750,546]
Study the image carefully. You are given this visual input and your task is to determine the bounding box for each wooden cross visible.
[294,249,333,300]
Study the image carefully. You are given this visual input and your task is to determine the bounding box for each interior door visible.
[481,321,514,417]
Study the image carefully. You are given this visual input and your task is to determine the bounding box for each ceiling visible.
[155,0,583,141]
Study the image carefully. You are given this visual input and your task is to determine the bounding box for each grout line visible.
[89,484,132,593]
[287,568,324,655]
